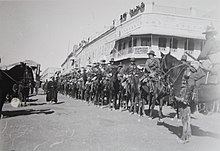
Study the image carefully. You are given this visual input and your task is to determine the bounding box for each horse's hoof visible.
[177,138,189,144]
[148,117,152,120]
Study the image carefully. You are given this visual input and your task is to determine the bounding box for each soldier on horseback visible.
[144,50,160,93]
[184,25,220,100]
[123,58,141,114]
[106,58,122,110]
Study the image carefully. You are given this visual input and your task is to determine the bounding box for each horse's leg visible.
[138,95,144,116]
[176,100,180,119]
[186,108,191,141]
[158,97,164,121]
[0,90,6,119]
[118,92,121,110]
[148,93,152,115]
[109,90,112,109]
[101,91,104,107]
[149,94,157,119]
[129,93,134,114]
[115,92,118,110]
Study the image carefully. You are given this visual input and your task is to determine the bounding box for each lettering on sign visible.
[134,46,149,54]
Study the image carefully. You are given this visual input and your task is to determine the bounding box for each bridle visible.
[161,55,187,85]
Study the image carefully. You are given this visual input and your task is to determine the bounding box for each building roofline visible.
[82,27,116,49]
[61,52,74,67]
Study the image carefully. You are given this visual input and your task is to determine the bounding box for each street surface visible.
[1,90,220,151]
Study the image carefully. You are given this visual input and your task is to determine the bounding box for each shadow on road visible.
[2,108,54,118]
[28,102,47,106]
[157,122,220,139]
[55,101,65,105]
[144,109,177,119]
[27,99,39,102]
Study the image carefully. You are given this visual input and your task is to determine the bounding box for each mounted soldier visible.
[144,50,160,93]
[106,58,122,110]
[123,58,141,114]
[184,25,220,98]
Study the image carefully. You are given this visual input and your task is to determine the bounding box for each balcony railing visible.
[112,46,151,60]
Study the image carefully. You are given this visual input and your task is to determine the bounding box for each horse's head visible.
[161,52,181,73]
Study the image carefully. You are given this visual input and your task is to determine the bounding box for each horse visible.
[143,75,171,120]
[0,62,34,118]
[117,74,128,111]
[126,72,142,115]
[109,70,120,110]
[160,52,189,119]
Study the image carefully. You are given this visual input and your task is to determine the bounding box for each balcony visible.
[111,46,150,61]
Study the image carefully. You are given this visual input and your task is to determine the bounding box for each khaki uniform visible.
[198,37,219,60]
[145,58,160,73]
[144,58,160,92]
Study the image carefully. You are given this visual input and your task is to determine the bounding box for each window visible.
[129,40,132,47]
[159,38,167,48]
[184,39,194,50]
[169,38,178,49]
[118,42,122,50]
[133,38,137,46]
[141,38,151,46]
[123,42,126,49]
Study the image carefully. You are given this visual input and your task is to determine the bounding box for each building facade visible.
[65,2,219,71]
[60,45,78,76]
[41,67,61,82]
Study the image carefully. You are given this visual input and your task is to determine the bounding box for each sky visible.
[0,0,219,71]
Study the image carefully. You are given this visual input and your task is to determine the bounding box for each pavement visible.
[0,91,220,151]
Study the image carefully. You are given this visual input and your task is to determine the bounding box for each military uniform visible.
[145,50,160,77]
[187,26,220,87]
[144,50,160,92]
[182,26,220,108]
